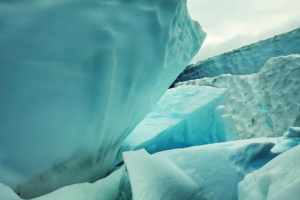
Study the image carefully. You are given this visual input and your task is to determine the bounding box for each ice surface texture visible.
[177,55,300,138]
[2,137,298,200]
[0,0,204,197]
[0,183,22,200]
[123,85,235,153]
[0,168,130,200]
[175,27,300,83]
[123,138,289,200]
[284,126,300,138]
[30,168,129,200]
[239,145,300,200]
[124,150,199,200]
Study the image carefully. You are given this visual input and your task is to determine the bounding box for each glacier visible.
[174,27,300,83]
[0,0,205,198]
[1,0,299,199]
[176,54,300,138]
[239,144,300,200]
[123,85,236,153]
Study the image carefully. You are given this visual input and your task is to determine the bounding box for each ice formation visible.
[30,168,129,200]
[1,0,299,199]
[176,55,300,138]
[123,85,235,153]
[174,27,300,83]
[0,0,204,197]
[0,183,21,200]
[123,138,291,200]
[123,150,199,200]
[271,127,300,154]
[239,145,300,200]
[0,168,130,200]
[2,136,299,200]
[283,126,300,138]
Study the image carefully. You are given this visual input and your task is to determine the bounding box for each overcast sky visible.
[188,0,300,62]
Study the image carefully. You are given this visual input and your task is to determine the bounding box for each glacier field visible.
[174,27,300,83]
[1,0,300,200]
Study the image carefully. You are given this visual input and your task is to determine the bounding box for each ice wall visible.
[176,55,300,138]
[123,85,235,153]
[174,27,300,83]
[0,0,204,198]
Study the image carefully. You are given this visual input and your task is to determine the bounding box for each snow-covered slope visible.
[0,0,204,198]
[123,85,235,153]
[176,55,300,138]
[239,144,300,200]
[174,27,300,83]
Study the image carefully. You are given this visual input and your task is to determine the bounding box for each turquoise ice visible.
[123,137,288,200]
[1,136,298,200]
[123,85,235,153]
[239,144,300,200]
[0,0,205,197]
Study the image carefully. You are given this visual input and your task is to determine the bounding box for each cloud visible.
[188,0,300,62]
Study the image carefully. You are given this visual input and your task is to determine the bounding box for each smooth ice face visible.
[0,168,129,200]
[239,145,300,200]
[0,0,204,197]
[123,138,289,200]
[175,27,300,83]
[31,168,127,200]
[0,183,21,200]
[123,150,199,200]
[123,85,235,153]
[177,55,300,139]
